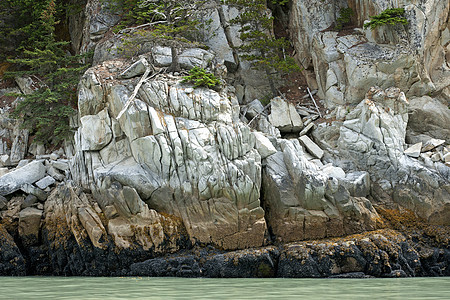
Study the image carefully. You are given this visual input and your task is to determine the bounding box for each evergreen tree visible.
[3,0,89,145]
[112,0,208,71]
[224,0,300,96]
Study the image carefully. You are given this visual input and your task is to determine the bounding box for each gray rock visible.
[47,166,65,181]
[0,195,7,210]
[253,132,277,159]
[0,161,46,196]
[35,176,56,190]
[299,123,314,136]
[21,195,38,209]
[404,142,422,158]
[52,160,69,171]
[269,97,303,133]
[422,139,445,152]
[49,153,59,161]
[245,99,265,119]
[18,207,42,247]
[299,135,324,159]
[118,57,150,79]
[20,184,47,201]
[0,154,11,167]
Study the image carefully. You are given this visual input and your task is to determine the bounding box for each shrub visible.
[225,0,301,97]
[363,8,408,30]
[182,67,221,88]
[335,7,354,30]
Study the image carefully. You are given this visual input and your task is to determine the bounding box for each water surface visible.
[1,277,449,299]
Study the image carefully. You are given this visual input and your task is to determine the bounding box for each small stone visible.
[303,118,312,126]
[0,195,7,210]
[20,184,47,201]
[297,108,310,117]
[35,176,56,190]
[443,152,450,163]
[404,142,422,158]
[431,152,441,162]
[50,153,59,161]
[21,195,38,209]
[299,135,324,159]
[422,139,445,152]
[0,154,11,166]
[17,159,30,168]
[299,123,314,136]
[52,160,69,171]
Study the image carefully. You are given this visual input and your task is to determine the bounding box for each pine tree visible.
[112,0,208,71]
[224,0,300,96]
[4,0,89,145]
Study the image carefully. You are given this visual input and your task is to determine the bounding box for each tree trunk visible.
[169,46,180,72]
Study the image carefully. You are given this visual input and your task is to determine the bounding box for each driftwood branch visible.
[116,67,152,120]
[248,102,271,126]
[307,87,322,118]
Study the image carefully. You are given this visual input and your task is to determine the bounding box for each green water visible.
[0,277,449,299]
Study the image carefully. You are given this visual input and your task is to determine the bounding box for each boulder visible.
[262,139,379,243]
[118,57,150,79]
[35,176,56,190]
[18,207,42,246]
[407,96,450,141]
[299,135,324,159]
[269,97,303,133]
[253,132,277,159]
[404,143,422,158]
[0,161,46,196]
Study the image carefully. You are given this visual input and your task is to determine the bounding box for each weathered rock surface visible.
[128,229,449,278]
[0,161,46,196]
[71,63,266,250]
[337,87,450,224]
[262,138,379,243]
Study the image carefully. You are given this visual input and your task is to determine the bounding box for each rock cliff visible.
[0,0,449,277]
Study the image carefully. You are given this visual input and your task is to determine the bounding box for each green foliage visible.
[335,7,354,30]
[224,0,301,96]
[363,8,408,30]
[111,0,208,71]
[182,67,221,88]
[2,0,89,145]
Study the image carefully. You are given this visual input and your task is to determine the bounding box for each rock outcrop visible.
[0,0,448,277]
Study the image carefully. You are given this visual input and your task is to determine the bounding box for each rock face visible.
[337,87,450,224]
[71,58,266,250]
[0,0,448,278]
[128,229,449,278]
[262,139,379,242]
[290,0,450,105]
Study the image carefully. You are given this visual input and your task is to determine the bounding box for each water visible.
[0,277,449,299]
